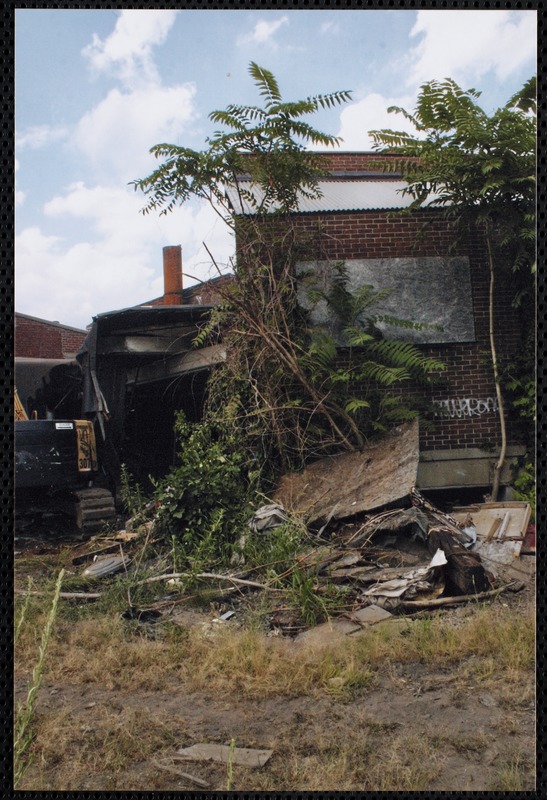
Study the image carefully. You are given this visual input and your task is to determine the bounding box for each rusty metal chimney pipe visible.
[163,245,183,305]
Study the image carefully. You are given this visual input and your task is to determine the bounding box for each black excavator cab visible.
[15,359,117,539]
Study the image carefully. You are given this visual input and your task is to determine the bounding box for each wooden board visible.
[275,420,419,524]
[452,502,531,578]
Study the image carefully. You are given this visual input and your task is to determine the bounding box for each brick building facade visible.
[226,152,526,490]
[15,313,88,359]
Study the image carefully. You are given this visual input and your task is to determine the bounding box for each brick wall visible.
[290,209,522,451]
[143,275,235,308]
[15,314,87,359]
[184,275,235,305]
[317,151,407,174]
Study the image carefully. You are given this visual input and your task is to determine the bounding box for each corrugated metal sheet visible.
[224,179,423,214]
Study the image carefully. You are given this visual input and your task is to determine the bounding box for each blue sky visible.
[15,8,537,330]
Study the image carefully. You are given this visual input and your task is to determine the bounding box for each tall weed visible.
[14,569,64,787]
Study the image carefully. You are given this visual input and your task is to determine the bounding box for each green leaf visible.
[344,398,371,414]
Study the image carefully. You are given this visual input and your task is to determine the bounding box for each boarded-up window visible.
[296,257,475,345]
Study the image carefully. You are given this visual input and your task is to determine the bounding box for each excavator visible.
[14,362,117,539]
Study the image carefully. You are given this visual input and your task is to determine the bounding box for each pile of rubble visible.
[54,485,533,638]
[32,421,533,637]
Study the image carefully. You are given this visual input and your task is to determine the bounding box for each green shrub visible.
[153,413,257,565]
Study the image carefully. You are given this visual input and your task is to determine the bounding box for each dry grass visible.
[15,597,534,700]
[350,603,535,671]
[246,726,441,791]
[27,616,186,692]
[495,752,534,791]
[14,570,535,792]
[19,706,186,791]
[178,627,377,699]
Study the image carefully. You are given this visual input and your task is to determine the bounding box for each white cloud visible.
[408,10,536,87]
[17,182,233,328]
[16,125,69,150]
[15,159,25,205]
[336,92,416,151]
[16,10,232,329]
[16,226,157,328]
[83,9,177,88]
[73,83,198,183]
[237,16,288,48]
[335,10,536,150]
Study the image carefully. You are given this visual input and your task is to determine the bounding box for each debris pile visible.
[20,422,531,636]
[43,483,533,642]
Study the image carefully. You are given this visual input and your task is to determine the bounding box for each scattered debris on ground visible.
[17,480,532,643]
[451,501,533,583]
[13,475,536,792]
[82,553,131,578]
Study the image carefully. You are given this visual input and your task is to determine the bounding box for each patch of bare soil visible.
[15,597,535,792]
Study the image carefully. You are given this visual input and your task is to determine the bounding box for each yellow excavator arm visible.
[14,387,28,421]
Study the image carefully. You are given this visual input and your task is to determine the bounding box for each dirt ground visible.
[14,531,536,792]
[13,648,534,792]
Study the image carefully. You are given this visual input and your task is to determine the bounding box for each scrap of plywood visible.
[274,420,419,524]
[452,502,531,578]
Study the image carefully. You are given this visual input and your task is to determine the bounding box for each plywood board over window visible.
[297,256,476,345]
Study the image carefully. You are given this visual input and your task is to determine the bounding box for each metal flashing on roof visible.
[225,179,425,215]
[91,304,214,335]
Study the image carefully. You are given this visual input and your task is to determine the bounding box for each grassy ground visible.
[14,540,536,791]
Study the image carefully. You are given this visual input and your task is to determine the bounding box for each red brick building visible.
[225,152,526,491]
[15,313,88,359]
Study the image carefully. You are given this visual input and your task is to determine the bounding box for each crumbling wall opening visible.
[122,370,210,488]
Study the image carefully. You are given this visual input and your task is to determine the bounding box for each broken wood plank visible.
[400,582,517,609]
[138,572,282,591]
[275,420,419,523]
[151,760,210,787]
[486,517,501,542]
[15,590,101,601]
[496,512,511,541]
[427,529,490,594]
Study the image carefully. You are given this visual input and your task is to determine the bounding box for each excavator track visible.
[73,487,117,538]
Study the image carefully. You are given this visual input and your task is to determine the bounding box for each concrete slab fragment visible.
[351,604,394,624]
[294,619,361,646]
[176,743,273,768]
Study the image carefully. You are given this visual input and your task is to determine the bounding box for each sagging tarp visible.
[77,305,217,430]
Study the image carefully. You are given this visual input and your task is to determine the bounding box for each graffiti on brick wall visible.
[434,397,498,419]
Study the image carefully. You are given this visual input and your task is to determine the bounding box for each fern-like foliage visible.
[369,76,536,288]
[302,263,445,435]
[132,62,352,222]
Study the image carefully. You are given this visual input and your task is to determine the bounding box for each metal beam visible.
[98,330,197,355]
[126,344,226,385]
